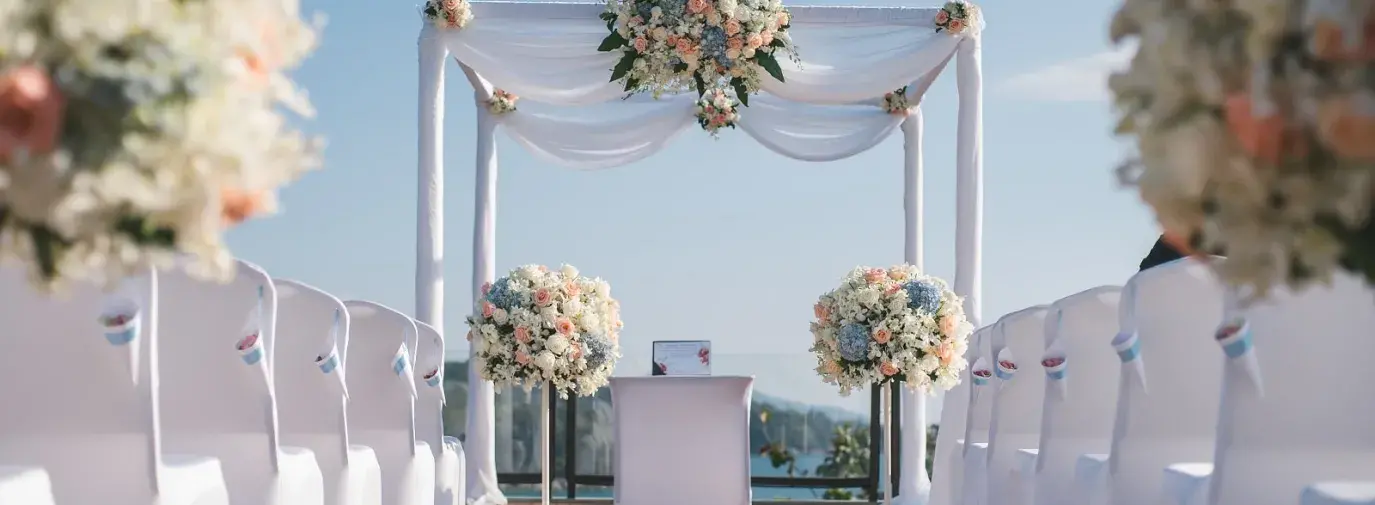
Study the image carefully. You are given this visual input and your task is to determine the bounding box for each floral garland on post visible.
[422,0,473,30]
[597,0,799,106]
[882,86,912,116]
[934,0,979,35]
[487,90,518,116]
[1111,0,1375,295]
[695,88,740,136]
[0,0,320,291]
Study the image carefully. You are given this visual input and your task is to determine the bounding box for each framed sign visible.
[651,340,711,376]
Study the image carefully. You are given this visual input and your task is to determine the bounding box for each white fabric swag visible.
[414,3,986,505]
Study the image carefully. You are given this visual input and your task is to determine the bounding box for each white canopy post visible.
[465,94,506,505]
[415,24,447,344]
[895,107,932,505]
[954,36,983,328]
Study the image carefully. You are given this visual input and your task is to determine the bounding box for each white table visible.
[611,376,754,505]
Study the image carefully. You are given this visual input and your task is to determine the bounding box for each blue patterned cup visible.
[1042,355,1067,381]
[316,349,339,374]
[424,367,442,387]
[100,308,140,346]
[1112,331,1140,363]
[238,332,263,365]
[1215,319,1252,359]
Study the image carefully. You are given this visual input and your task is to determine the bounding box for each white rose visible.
[594,280,610,297]
[650,6,662,18]
[918,354,940,372]
[535,351,557,370]
[493,308,509,324]
[719,0,738,14]
[561,264,579,279]
[725,48,741,60]
[546,334,570,355]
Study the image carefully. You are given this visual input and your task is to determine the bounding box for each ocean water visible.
[509,453,871,500]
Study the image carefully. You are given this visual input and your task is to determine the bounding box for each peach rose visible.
[515,326,532,344]
[676,39,694,54]
[220,187,266,226]
[777,11,790,26]
[687,0,708,14]
[887,268,907,281]
[481,301,495,318]
[824,361,842,376]
[0,66,64,162]
[666,34,679,46]
[1224,92,1301,165]
[727,37,744,51]
[443,0,460,9]
[1317,95,1375,161]
[864,268,886,284]
[515,350,531,365]
[481,282,492,296]
[571,344,584,360]
[761,30,774,46]
[555,317,575,335]
[879,361,900,376]
[814,302,830,321]
[628,15,644,26]
[746,33,763,49]
[564,281,581,297]
[948,19,964,32]
[935,342,954,365]
[939,314,958,336]
[724,19,742,35]
[534,288,553,306]
[633,36,648,52]
[885,284,902,295]
[872,328,892,344]
[935,10,949,24]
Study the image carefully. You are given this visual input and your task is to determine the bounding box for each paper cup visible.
[424,367,442,387]
[995,348,1018,381]
[970,357,992,386]
[237,332,264,365]
[99,300,141,346]
[1111,331,1140,363]
[316,347,339,374]
[1215,319,1252,359]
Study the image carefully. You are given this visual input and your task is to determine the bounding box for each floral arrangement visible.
[695,88,739,136]
[1110,0,1375,295]
[597,0,799,105]
[467,264,624,397]
[934,1,979,35]
[809,265,973,395]
[882,87,911,116]
[487,89,518,116]
[0,0,320,291]
[422,0,473,30]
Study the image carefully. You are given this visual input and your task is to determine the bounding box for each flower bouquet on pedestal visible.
[467,264,622,505]
[809,265,973,505]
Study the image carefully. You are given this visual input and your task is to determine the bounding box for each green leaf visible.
[609,52,637,82]
[28,226,60,281]
[672,62,689,73]
[598,32,628,52]
[624,77,640,92]
[693,72,706,97]
[599,11,616,21]
[754,51,786,83]
[769,38,786,49]
[731,78,749,107]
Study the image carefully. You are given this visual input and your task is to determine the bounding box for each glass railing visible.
[441,352,934,501]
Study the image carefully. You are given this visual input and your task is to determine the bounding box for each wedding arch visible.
[413,2,986,503]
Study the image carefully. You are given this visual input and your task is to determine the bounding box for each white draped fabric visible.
[414,3,985,504]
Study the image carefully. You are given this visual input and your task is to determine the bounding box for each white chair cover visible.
[1022,286,1122,505]
[986,306,1051,505]
[1201,274,1375,505]
[0,466,54,505]
[1301,482,1375,505]
[1075,258,1224,505]
[611,376,753,505]
[274,279,382,505]
[0,265,229,505]
[929,333,977,505]
[159,260,324,505]
[343,301,435,505]
[957,326,997,505]
[413,321,464,505]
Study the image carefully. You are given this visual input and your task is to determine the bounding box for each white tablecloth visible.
[611,376,754,505]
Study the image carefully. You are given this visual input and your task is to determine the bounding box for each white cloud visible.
[1000,44,1136,102]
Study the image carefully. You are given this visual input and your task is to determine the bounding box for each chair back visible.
[930,327,984,505]
[343,301,419,449]
[1209,273,1375,505]
[0,266,162,502]
[988,306,1050,454]
[158,260,283,496]
[1107,258,1225,505]
[413,321,447,462]
[961,326,996,450]
[272,279,350,467]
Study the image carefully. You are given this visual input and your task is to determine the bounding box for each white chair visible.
[1012,286,1121,505]
[343,301,435,505]
[957,326,997,505]
[986,306,1051,505]
[1163,273,1375,505]
[274,279,382,505]
[0,466,54,505]
[1073,258,1225,505]
[412,321,464,505]
[611,376,753,505]
[929,333,975,505]
[0,266,229,505]
[1301,482,1375,505]
[159,260,324,505]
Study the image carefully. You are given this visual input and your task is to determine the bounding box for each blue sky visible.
[228,0,1152,413]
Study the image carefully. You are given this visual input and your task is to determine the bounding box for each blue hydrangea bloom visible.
[583,334,614,369]
[486,278,519,310]
[837,323,871,362]
[701,26,729,67]
[903,281,942,314]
